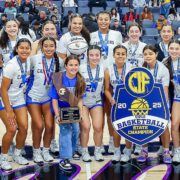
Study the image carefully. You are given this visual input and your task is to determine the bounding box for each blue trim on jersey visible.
[0,99,4,110]
[174,98,180,102]
[26,99,51,105]
[0,107,5,111]
[89,104,103,110]
[13,104,26,109]
[26,70,35,94]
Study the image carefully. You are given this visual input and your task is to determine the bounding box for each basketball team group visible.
[0,11,180,172]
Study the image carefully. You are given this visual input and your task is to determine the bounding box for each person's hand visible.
[55,114,61,124]
[6,109,17,127]
[110,98,116,106]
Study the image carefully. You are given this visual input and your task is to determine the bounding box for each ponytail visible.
[54,52,59,72]
[75,71,86,98]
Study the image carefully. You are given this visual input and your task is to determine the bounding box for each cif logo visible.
[125,67,154,97]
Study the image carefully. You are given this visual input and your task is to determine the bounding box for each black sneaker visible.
[73,151,81,160]
[59,159,72,171]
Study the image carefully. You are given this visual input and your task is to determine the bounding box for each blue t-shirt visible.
[49,71,77,112]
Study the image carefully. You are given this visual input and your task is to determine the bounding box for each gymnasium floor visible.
[0,119,180,180]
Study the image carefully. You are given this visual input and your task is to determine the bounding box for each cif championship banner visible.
[111,67,170,145]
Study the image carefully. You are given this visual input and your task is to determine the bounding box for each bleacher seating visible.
[92,7,104,14]
[106,1,116,7]
[143,28,159,38]
[78,0,89,7]
[63,7,77,16]
[78,7,90,15]
[142,20,155,29]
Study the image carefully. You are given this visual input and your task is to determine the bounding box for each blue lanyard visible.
[147,62,158,82]
[87,64,100,82]
[8,37,19,59]
[42,55,54,85]
[98,30,109,56]
[128,42,139,58]
[16,56,27,84]
[113,63,126,84]
[171,58,180,84]
[160,42,168,58]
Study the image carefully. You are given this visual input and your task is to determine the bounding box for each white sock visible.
[109,136,114,142]
[81,147,88,152]
[43,147,49,152]
[1,153,8,158]
[14,148,21,156]
[114,147,120,153]
[95,146,101,151]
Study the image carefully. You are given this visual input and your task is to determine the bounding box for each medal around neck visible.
[111,67,170,145]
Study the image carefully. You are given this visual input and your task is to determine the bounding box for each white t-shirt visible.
[3,56,31,106]
[122,40,146,67]
[90,30,123,67]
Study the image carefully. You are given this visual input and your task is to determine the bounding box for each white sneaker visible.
[42,149,54,162]
[33,149,44,163]
[50,139,59,153]
[173,148,180,163]
[100,145,105,154]
[0,155,12,171]
[13,154,29,165]
[134,145,142,155]
[94,148,104,162]
[157,145,163,156]
[108,139,115,154]
[21,147,26,156]
[112,149,121,163]
[8,143,15,156]
[82,149,91,162]
[121,153,131,162]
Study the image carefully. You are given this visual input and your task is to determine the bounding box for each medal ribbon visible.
[147,62,158,82]
[42,55,54,85]
[160,42,168,58]
[171,58,180,84]
[113,63,126,84]
[16,56,27,84]
[98,30,109,57]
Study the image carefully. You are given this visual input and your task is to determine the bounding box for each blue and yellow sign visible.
[111,67,170,145]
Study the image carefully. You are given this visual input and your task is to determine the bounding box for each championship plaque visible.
[60,107,80,124]
[111,67,170,145]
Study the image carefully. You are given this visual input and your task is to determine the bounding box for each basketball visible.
[67,36,88,55]
[130,98,150,110]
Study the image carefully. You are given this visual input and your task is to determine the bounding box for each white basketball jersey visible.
[90,30,122,67]
[27,53,63,102]
[80,64,104,106]
[122,40,146,67]
[3,56,31,103]
[108,62,132,94]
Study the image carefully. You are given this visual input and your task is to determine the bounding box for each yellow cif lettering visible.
[128,72,150,94]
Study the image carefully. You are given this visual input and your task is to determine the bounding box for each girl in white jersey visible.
[155,25,174,62]
[105,45,132,163]
[163,40,180,163]
[31,21,58,56]
[90,11,123,67]
[122,23,146,68]
[79,45,104,162]
[31,21,60,155]
[57,13,90,64]
[26,37,61,163]
[122,23,146,155]
[0,38,31,170]
[0,20,19,65]
[137,45,172,164]
[91,11,123,154]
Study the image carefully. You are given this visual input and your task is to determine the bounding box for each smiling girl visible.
[79,45,104,162]
[0,38,31,170]
[26,37,61,163]
[163,40,180,163]
[49,55,86,171]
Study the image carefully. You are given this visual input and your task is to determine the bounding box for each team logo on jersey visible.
[111,67,170,145]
